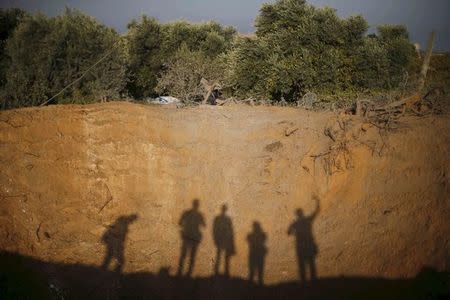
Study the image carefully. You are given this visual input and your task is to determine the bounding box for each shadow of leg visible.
[187,243,198,278]
[310,258,317,281]
[177,241,188,276]
[214,248,221,276]
[258,259,264,286]
[101,250,112,270]
[115,251,124,273]
[249,261,255,283]
[299,257,306,284]
[225,253,231,277]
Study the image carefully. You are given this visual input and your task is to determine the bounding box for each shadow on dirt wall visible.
[1,251,449,300]
[2,204,449,299]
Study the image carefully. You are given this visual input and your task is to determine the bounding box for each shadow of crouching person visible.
[101,214,138,273]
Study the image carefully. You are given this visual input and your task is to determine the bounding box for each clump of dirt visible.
[265,141,283,152]
[0,102,449,286]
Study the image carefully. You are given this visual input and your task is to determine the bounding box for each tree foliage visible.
[1,9,126,109]
[0,8,27,90]
[223,37,270,99]
[155,44,223,102]
[126,18,236,98]
[126,16,163,98]
[224,0,416,101]
[0,1,420,109]
[376,25,416,87]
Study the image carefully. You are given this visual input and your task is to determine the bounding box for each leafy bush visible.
[427,52,450,94]
[377,25,416,87]
[126,18,236,99]
[224,0,416,102]
[155,44,224,102]
[126,16,163,99]
[0,1,421,109]
[0,8,27,92]
[222,37,271,99]
[352,37,390,89]
[1,9,126,109]
[161,21,235,58]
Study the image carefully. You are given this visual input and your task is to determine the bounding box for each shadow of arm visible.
[287,223,294,235]
[178,212,185,226]
[310,196,321,219]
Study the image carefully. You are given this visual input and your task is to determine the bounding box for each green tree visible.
[377,25,416,87]
[225,0,415,102]
[223,37,271,99]
[2,8,126,109]
[126,18,236,98]
[241,0,368,100]
[126,16,163,98]
[2,13,56,108]
[353,37,390,89]
[0,8,27,92]
[161,21,235,58]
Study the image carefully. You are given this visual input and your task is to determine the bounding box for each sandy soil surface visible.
[0,102,449,285]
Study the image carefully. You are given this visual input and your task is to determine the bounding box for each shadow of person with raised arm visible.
[212,204,235,277]
[247,221,267,285]
[101,214,138,273]
[177,199,205,277]
[288,195,320,284]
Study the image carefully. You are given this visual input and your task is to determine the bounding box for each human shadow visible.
[247,221,268,285]
[101,214,138,273]
[212,204,236,277]
[2,251,449,299]
[288,196,320,283]
[177,199,206,277]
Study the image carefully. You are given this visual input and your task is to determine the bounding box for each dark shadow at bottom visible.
[1,251,449,300]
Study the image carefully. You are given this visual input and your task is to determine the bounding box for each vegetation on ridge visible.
[0,0,442,110]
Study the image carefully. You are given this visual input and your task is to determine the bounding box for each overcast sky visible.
[1,0,449,50]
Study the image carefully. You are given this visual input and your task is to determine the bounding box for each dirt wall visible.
[0,102,449,284]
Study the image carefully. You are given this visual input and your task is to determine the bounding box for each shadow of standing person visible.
[288,196,320,284]
[247,221,267,285]
[213,204,235,277]
[101,214,138,273]
[177,199,205,277]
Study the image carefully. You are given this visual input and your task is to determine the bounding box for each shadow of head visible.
[252,221,262,232]
[221,204,228,214]
[192,199,200,210]
[296,208,304,218]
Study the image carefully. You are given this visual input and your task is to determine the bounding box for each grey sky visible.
[1,0,449,50]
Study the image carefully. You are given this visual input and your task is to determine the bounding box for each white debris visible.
[147,96,181,105]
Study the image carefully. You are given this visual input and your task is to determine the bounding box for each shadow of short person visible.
[177,199,206,277]
[288,196,320,283]
[213,204,235,277]
[101,214,138,273]
[247,221,267,285]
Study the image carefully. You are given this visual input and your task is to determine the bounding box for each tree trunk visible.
[418,31,436,92]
